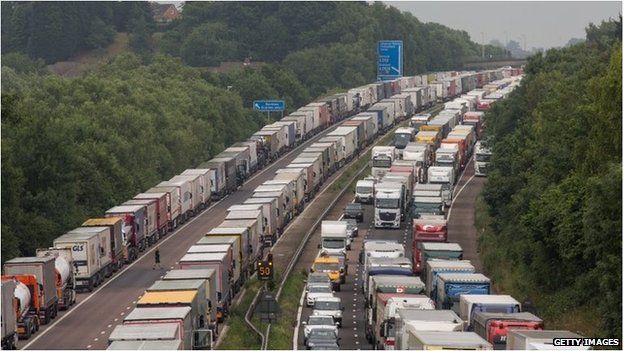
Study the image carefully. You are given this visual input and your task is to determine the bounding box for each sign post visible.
[377,40,403,81]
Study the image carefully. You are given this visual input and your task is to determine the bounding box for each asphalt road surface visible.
[20,118,361,350]
[294,158,486,350]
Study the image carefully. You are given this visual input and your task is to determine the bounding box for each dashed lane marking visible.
[114,318,118,322]
[93,338,98,342]
[100,331,105,335]
[107,324,112,328]
[86,345,92,349]
[126,306,131,310]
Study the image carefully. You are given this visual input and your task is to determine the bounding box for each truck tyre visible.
[23,324,32,340]
[43,309,51,325]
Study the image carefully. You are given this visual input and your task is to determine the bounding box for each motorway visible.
[20,118,364,350]
[293,158,486,350]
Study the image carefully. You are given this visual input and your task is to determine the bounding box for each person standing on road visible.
[153,248,162,269]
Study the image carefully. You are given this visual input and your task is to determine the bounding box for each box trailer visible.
[132,192,169,237]
[3,257,58,323]
[82,217,125,270]
[163,269,218,327]
[145,186,181,230]
[105,204,147,259]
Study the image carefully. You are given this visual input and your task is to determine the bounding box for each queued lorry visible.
[34,248,76,311]
[459,295,521,329]
[374,181,403,229]
[121,306,211,350]
[162,268,218,327]
[362,257,413,298]
[435,273,491,311]
[371,146,396,179]
[375,296,437,350]
[505,330,587,350]
[474,141,492,177]
[136,289,211,348]
[413,240,463,276]
[398,330,492,350]
[108,324,181,347]
[355,178,376,204]
[145,280,211,332]
[473,312,543,349]
[82,217,126,270]
[319,221,350,255]
[427,166,455,207]
[412,215,448,243]
[3,257,58,325]
[178,252,232,319]
[130,192,170,238]
[425,260,475,300]
[53,227,113,292]
[145,185,181,231]
[391,309,464,350]
[1,280,18,348]
[105,204,147,261]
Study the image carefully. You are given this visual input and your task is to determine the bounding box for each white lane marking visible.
[114,318,118,322]
[353,327,357,331]
[292,285,307,350]
[100,331,105,335]
[356,341,360,345]
[132,300,136,304]
[126,306,130,310]
[107,324,112,328]
[93,338,98,342]
[353,315,356,318]
[23,130,331,349]
[86,345,92,349]
[120,312,124,316]
[355,334,358,338]
[447,174,476,220]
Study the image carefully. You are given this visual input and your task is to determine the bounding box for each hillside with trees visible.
[479,17,621,338]
[0,1,510,262]
[1,2,154,63]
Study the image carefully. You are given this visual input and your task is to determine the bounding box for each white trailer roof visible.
[124,306,191,321]
[410,331,491,348]
[109,323,179,341]
[180,252,228,263]
[420,243,462,251]
[107,340,182,350]
[163,269,215,281]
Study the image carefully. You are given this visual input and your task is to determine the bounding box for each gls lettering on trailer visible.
[72,245,85,252]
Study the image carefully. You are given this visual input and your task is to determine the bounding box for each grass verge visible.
[217,278,264,349]
[475,195,603,338]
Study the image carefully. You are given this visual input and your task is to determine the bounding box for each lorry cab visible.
[371,146,396,179]
[473,312,543,349]
[474,141,492,177]
[355,179,375,204]
[320,221,349,255]
[393,127,416,150]
[427,166,456,207]
[374,182,403,229]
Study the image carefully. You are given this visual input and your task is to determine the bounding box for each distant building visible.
[151,3,181,23]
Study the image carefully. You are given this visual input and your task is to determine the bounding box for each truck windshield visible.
[476,153,491,162]
[322,239,345,249]
[309,286,332,294]
[429,182,450,191]
[314,301,340,310]
[393,134,411,148]
[356,186,373,194]
[376,198,400,208]
[314,263,340,272]
[372,159,392,168]
[413,203,442,213]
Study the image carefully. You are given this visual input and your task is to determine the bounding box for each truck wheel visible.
[43,309,51,325]
[23,323,32,339]
[87,280,94,292]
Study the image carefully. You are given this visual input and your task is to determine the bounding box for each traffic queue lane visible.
[296,197,413,350]
[21,119,360,350]
[296,157,483,350]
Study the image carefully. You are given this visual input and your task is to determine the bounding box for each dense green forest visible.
[479,18,621,338]
[1,2,505,261]
[157,2,505,96]
[1,2,154,63]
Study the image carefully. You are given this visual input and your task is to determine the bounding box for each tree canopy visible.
[480,17,621,338]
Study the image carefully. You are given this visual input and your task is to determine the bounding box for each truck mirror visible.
[317,244,321,249]
[302,321,307,326]
[380,323,385,337]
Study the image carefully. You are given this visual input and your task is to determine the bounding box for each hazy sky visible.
[385,1,621,49]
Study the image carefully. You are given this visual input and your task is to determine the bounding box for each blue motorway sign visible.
[253,100,285,112]
[377,40,403,81]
